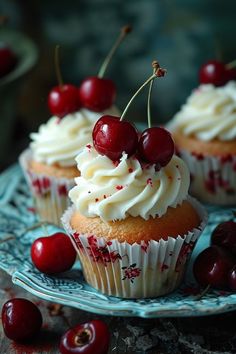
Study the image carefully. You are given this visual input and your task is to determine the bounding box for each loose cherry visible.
[31,232,77,274]
[211,220,236,255]
[193,245,235,289]
[0,43,17,78]
[79,25,132,112]
[2,298,42,342]
[138,127,174,167]
[48,45,81,118]
[199,60,227,86]
[59,320,110,354]
[93,115,138,161]
[228,266,236,291]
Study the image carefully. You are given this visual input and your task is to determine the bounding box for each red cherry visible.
[193,246,235,289]
[31,232,77,274]
[138,127,175,167]
[228,265,236,291]
[199,60,227,86]
[59,320,110,354]
[0,43,17,78]
[48,84,81,118]
[225,67,236,82]
[1,298,42,342]
[211,221,236,255]
[93,115,138,161]
[79,76,116,112]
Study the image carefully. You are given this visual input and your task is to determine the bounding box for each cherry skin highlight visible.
[31,232,77,274]
[48,84,81,118]
[199,60,227,86]
[93,115,138,161]
[228,265,236,291]
[193,245,235,289]
[0,43,17,78]
[211,220,236,255]
[59,319,110,354]
[138,127,175,167]
[79,76,116,112]
[1,298,42,342]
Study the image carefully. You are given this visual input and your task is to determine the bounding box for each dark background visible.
[0,0,236,168]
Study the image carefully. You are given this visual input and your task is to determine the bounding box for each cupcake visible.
[168,81,236,205]
[19,26,132,224]
[19,106,119,225]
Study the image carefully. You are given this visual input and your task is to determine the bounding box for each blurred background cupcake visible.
[168,69,236,205]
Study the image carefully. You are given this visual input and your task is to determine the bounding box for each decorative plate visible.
[0,164,236,318]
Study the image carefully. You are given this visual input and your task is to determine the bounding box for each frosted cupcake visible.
[19,26,131,224]
[62,64,207,298]
[168,81,236,205]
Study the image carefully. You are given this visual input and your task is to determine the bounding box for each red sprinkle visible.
[128,168,133,173]
[86,144,92,149]
[116,185,123,190]
[95,198,99,202]
[103,195,107,199]
[146,178,153,187]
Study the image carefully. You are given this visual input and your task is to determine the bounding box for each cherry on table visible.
[1,298,42,342]
[193,245,235,289]
[93,115,138,161]
[0,43,17,78]
[199,60,227,86]
[59,320,110,354]
[211,220,236,255]
[48,84,81,118]
[31,232,77,274]
[138,127,175,167]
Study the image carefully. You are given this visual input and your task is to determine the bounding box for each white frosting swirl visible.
[30,106,119,167]
[69,146,190,221]
[169,81,236,141]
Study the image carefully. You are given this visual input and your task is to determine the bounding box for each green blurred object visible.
[0,29,38,164]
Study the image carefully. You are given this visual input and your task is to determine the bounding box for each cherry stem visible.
[194,284,211,301]
[55,45,64,87]
[120,62,166,122]
[0,235,15,244]
[147,61,160,128]
[226,59,236,70]
[98,25,132,78]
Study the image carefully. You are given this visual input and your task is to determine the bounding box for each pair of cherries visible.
[2,298,109,354]
[93,116,174,167]
[193,220,236,290]
[48,76,116,118]
[199,60,236,87]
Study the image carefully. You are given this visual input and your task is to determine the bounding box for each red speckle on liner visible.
[191,152,204,160]
[116,185,123,190]
[95,198,99,202]
[86,144,92,150]
[220,154,233,164]
[168,176,172,180]
[27,207,36,213]
[146,178,153,187]
[128,168,133,173]
[161,264,169,272]
[107,241,112,246]
[58,184,67,196]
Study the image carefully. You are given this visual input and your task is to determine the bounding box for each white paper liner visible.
[61,197,207,299]
[19,149,76,225]
[178,148,236,205]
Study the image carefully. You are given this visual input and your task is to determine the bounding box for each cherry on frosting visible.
[199,59,236,87]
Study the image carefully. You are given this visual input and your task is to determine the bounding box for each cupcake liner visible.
[61,197,207,299]
[19,149,75,225]
[178,148,236,205]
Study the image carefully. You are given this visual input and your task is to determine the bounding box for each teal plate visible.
[0,164,236,318]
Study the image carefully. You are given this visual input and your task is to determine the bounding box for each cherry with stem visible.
[48,45,80,118]
[79,25,132,112]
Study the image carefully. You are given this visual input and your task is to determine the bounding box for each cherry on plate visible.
[193,245,235,289]
[79,76,116,112]
[138,127,175,167]
[59,319,110,354]
[228,265,236,291]
[93,115,138,161]
[1,298,42,342]
[48,84,81,118]
[211,220,236,255]
[31,232,77,274]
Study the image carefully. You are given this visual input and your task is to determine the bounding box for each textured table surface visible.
[0,269,236,354]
